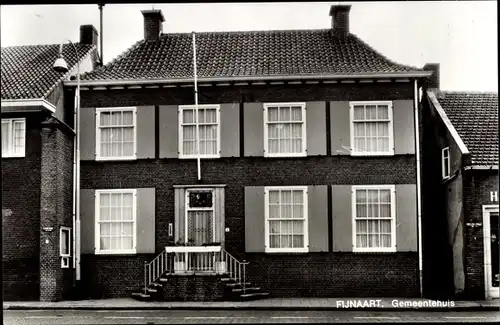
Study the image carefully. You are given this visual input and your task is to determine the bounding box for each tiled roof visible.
[438,91,498,166]
[80,29,423,81]
[1,43,95,100]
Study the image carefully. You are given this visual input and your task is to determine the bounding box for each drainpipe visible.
[98,4,104,66]
[414,79,423,297]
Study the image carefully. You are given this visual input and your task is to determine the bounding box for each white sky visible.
[1,2,497,91]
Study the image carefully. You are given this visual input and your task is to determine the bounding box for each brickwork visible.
[80,82,414,108]
[162,275,225,301]
[2,113,43,301]
[463,171,499,299]
[39,118,75,301]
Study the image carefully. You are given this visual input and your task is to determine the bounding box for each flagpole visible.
[192,31,201,181]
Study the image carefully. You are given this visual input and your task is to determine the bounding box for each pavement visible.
[3,297,499,311]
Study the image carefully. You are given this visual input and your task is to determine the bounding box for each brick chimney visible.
[141,9,165,41]
[423,63,440,90]
[80,25,98,46]
[329,4,351,38]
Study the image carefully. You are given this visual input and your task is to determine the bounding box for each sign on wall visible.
[491,191,498,202]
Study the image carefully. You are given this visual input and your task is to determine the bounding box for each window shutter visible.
[395,184,417,251]
[307,186,328,252]
[306,102,327,156]
[80,107,96,161]
[159,105,179,158]
[136,188,156,253]
[220,103,240,157]
[137,106,155,159]
[331,185,353,252]
[243,103,264,157]
[393,100,415,155]
[329,101,350,156]
[213,187,225,245]
[174,188,185,243]
[80,189,95,254]
[244,186,265,252]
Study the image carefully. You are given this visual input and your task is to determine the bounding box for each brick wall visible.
[39,117,74,301]
[2,113,43,301]
[463,170,499,299]
[80,155,417,297]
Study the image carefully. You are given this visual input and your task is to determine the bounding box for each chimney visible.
[141,9,165,41]
[329,4,351,38]
[80,25,98,47]
[423,63,440,90]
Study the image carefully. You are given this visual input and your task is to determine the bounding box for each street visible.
[3,309,499,324]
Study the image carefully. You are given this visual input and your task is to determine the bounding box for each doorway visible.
[483,205,499,299]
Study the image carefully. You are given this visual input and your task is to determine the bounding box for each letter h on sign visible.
[491,191,498,202]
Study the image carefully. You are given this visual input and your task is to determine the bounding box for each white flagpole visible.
[192,31,201,181]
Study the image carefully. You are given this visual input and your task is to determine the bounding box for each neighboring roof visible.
[80,29,425,82]
[437,91,498,167]
[1,43,95,100]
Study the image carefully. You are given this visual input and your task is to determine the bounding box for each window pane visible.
[291,106,302,121]
[268,124,279,138]
[356,190,367,203]
[380,190,391,203]
[100,237,110,250]
[292,205,303,219]
[13,121,25,154]
[2,121,10,155]
[366,105,377,119]
[100,112,111,126]
[354,137,365,152]
[279,139,291,154]
[268,205,280,219]
[122,236,133,249]
[61,230,69,254]
[268,107,279,122]
[122,223,133,236]
[281,235,292,248]
[353,106,364,120]
[292,190,303,204]
[380,220,392,233]
[183,109,195,123]
[281,204,292,218]
[270,235,280,248]
[377,105,389,119]
[356,220,367,233]
[281,191,292,204]
[100,207,110,221]
[111,111,122,126]
[356,204,367,218]
[100,223,110,236]
[357,234,367,247]
[205,109,217,123]
[354,123,365,136]
[122,111,133,125]
[377,123,389,136]
[269,221,280,234]
[381,234,392,247]
[110,237,120,250]
[279,106,291,121]
[292,220,304,234]
[380,204,391,218]
[292,235,304,248]
[367,220,379,234]
[269,191,280,204]
[368,234,380,247]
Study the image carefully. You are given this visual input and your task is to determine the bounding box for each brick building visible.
[1,25,99,301]
[421,65,499,300]
[59,5,435,301]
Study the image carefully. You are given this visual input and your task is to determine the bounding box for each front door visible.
[185,189,214,246]
[483,206,499,299]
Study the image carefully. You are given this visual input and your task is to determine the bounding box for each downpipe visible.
[414,79,424,297]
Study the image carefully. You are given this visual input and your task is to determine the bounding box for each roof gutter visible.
[426,90,470,155]
[1,99,56,113]
[464,165,499,170]
[64,71,433,87]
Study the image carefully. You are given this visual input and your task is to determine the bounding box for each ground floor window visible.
[352,185,396,252]
[264,186,309,253]
[95,189,137,254]
[60,227,71,268]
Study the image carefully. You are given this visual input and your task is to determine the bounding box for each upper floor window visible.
[95,189,137,254]
[179,105,221,159]
[264,186,309,253]
[264,103,307,157]
[442,147,450,179]
[350,101,394,156]
[1,118,26,158]
[96,107,137,161]
[352,185,396,252]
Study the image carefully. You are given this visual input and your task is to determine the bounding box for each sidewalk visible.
[3,297,499,311]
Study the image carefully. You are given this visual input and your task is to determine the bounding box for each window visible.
[350,101,394,156]
[185,189,215,245]
[264,103,307,157]
[60,227,71,268]
[442,147,450,179]
[352,185,396,252]
[96,107,136,160]
[1,118,26,158]
[95,189,137,254]
[179,105,220,159]
[264,186,308,252]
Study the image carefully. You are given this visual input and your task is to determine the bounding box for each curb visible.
[4,305,499,311]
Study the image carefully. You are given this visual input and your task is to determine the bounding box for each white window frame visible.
[60,226,71,268]
[1,118,26,158]
[95,189,137,255]
[349,101,394,156]
[178,104,221,159]
[351,185,397,253]
[264,186,309,253]
[442,147,450,179]
[95,107,137,161]
[184,188,216,244]
[263,102,307,158]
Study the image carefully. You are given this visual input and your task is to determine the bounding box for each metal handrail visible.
[143,248,170,294]
[221,248,250,295]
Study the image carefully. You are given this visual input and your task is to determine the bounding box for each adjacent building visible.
[1,25,99,301]
[421,64,499,300]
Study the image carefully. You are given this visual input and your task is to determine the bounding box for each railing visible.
[143,249,173,294]
[143,246,249,295]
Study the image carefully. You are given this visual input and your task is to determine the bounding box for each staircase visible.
[131,247,270,301]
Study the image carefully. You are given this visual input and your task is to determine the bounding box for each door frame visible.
[482,204,499,299]
[184,188,216,245]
